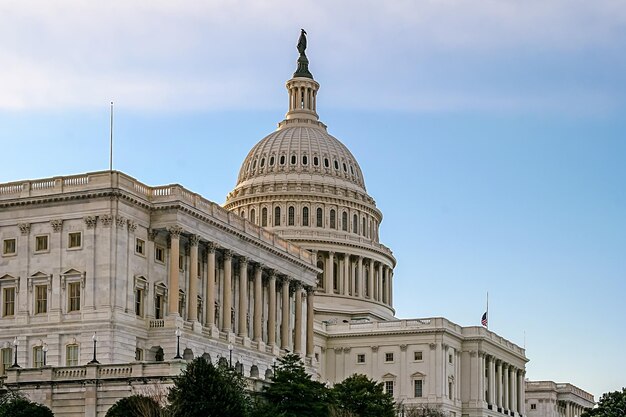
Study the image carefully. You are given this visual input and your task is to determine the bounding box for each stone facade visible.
[525,381,594,417]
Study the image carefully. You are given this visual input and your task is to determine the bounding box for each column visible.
[326,252,334,294]
[281,278,290,350]
[496,360,502,409]
[294,283,303,354]
[503,364,509,411]
[488,356,495,405]
[517,370,524,415]
[222,250,232,332]
[343,254,350,295]
[383,266,389,304]
[187,236,199,321]
[368,258,375,299]
[566,402,571,417]
[205,243,216,328]
[306,287,315,357]
[377,262,383,301]
[167,226,182,315]
[238,257,249,338]
[268,272,277,346]
[510,367,517,414]
[389,270,394,306]
[253,264,263,342]
[356,256,363,297]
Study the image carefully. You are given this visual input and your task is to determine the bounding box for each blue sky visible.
[1,0,625,398]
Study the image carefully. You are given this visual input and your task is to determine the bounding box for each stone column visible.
[389,270,394,306]
[306,287,315,357]
[294,283,303,354]
[343,254,350,295]
[205,243,216,328]
[377,262,383,301]
[566,402,571,417]
[281,278,290,350]
[517,370,524,415]
[488,356,495,405]
[268,272,277,347]
[238,257,249,338]
[356,256,363,297]
[503,364,509,411]
[367,258,375,298]
[222,250,233,332]
[187,236,199,321]
[253,264,263,342]
[326,252,334,294]
[510,367,517,414]
[496,360,502,409]
[167,226,182,315]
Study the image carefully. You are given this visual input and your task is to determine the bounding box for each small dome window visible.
[260,158,265,167]
[334,160,339,170]
[350,165,355,175]
[280,155,286,165]
[314,156,319,166]
[343,162,347,172]
[269,156,275,166]
[291,155,297,165]
[252,160,257,169]
[324,158,330,168]
[302,155,308,165]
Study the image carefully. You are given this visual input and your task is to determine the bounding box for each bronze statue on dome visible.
[293,29,313,79]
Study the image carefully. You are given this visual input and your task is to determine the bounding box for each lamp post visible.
[88,332,99,364]
[42,343,48,366]
[10,337,20,368]
[228,343,233,367]
[174,328,182,359]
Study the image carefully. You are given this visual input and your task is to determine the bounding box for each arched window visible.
[291,155,297,165]
[342,212,348,231]
[362,217,367,236]
[302,155,308,165]
[314,156,319,166]
[302,207,309,226]
[324,158,330,168]
[280,155,286,165]
[250,208,256,225]
[269,156,275,166]
[261,208,268,227]
[334,160,339,170]
[353,214,358,234]
[274,206,281,226]
[316,208,323,228]
[260,158,265,167]
[288,206,295,226]
[330,209,336,229]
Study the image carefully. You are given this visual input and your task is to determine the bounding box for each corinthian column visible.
[294,283,303,354]
[253,264,263,342]
[205,243,216,328]
[368,258,374,298]
[268,272,277,346]
[167,226,183,315]
[326,252,334,294]
[343,254,350,295]
[187,235,199,321]
[306,286,315,357]
[222,250,233,332]
[503,364,509,411]
[377,262,383,301]
[281,278,291,350]
[238,257,249,337]
[356,256,363,297]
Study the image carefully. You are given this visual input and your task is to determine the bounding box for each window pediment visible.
[60,269,85,289]
[411,371,426,378]
[0,274,19,292]
[381,373,396,380]
[28,272,51,292]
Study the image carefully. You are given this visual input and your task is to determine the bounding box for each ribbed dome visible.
[236,123,367,192]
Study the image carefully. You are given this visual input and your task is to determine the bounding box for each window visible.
[250,209,256,224]
[334,160,339,170]
[135,348,144,361]
[302,155,308,165]
[356,354,365,363]
[269,156,275,166]
[330,209,336,229]
[155,294,164,319]
[313,156,319,166]
[66,344,79,366]
[324,158,329,168]
[385,381,394,396]
[197,297,202,321]
[343,162,347,172]
[260,157,265,167]
[290,155,297,165]
[155,246,165,263]
[414,379,423,397]
[1,348,12,375]
[2,239,16,255]
[135,238,145,255]
[530,404,537,410]
[385,352,394,362]
[362,217,367,236]
[288,206,295,226]
[33,346,44,368]
[280,155,286,165]
[3,287,15,316]
[68,232,82,249]
[274,206,281,226]
[353,214,358,234]
[262,208,268,227]
[414,351,423,361]
[449,353,453,364]
[316,208,323,228]
[342,212,348,231]
[35,235,48,252]
[135,288,144,317]
[302,207,309,226]
[449,381,453,399]
[35,285,47,314]
[68,282,80,312]
[178,291,185,317]
[179,255,185,271]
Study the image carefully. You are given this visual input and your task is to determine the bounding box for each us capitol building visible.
[0,33,592,417]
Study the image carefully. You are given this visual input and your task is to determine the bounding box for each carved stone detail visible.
[50,219,63,232]
[115,216,126,229]
[147,228,158,241]
[400,344,408,352]
[127,220,137,232]
[371,345,379,352]
[429,343,437,350]
[18,223,31,235]
[189,234,200,247]
[167,225,184,238]
[101,214,113,227]
[206,241,216,254]
[343,347,351,353]
[83,216,97,229]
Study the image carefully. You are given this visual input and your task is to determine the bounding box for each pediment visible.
[381,373,396,379]
[411,371,426,378]
[30,271,49,278]
[0,274,17,280]
[62,268,82,276]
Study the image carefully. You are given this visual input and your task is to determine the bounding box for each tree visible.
[0,394,54,417]
[167,357,250,417]
[582,388,626,417]
[262,353,330,417]
[331,374,395,417]
[105,395,163,417]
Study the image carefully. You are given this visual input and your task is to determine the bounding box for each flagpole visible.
[486,291,489,329]
[109,101,114,172]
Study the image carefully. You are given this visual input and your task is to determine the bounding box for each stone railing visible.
[0,171,314,266]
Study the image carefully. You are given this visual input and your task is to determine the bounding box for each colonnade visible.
[563,402,587,417]
[315,250,393,306]
[484,353,526,416]
[162,225,315,357]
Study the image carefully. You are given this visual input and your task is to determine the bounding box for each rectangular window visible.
[530,404,537,410]
[135,288,144,317]
[2,239,16,255]
[385,381,394,396]
[414,379,423,397]
[3,287,15,316]
[385,352,394,362]
[33,346,44,368]
[35,235,49,252]
[68,282,81,312]
[449,353,453,364]
[179,255,185,271]
[35,285,48,314]
[357,354,365,363]
[414,351,423,361]
[135,348,143,361]
[155,295,163,319]
[449,381,453,398]
[1,348,12,375]
[178,292,185,317]
[66,344,79,366]
[155,246,165,262]
[68,232,82,249]
[135,238,145,255]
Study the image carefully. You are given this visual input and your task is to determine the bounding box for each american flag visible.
[481,312,488,327]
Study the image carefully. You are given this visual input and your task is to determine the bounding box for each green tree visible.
[105,395,163,417]
[0,395,54,417]
[331,374,395,417]
[582,388,625,417]
[262,353,330,417]
[167,357,250,417]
